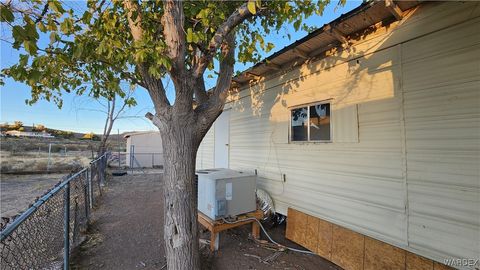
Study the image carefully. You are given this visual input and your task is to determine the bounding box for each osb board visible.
[286,208,307,246]
[406,252,433,270]
[364,237,406,270]
[285,208,455,270]
[331,224,365,270]
[285,208,297,240]
[292,210,308,247]
[433,262,454,270]
[316,218,333,260]
[304,214,320,252]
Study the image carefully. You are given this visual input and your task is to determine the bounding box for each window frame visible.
[289,100,332,143]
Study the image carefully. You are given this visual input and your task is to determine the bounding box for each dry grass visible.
[1,151,92,173]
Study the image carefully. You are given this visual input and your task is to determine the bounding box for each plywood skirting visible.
[364,237,406,270]
[406,252,434,270]
[316,218,333,260]
[285,208,454,270]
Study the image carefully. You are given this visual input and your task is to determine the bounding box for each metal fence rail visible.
[0,153,109,270]
[109,152,163,169]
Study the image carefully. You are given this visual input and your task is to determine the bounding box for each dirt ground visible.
[72,172,342,270]
[0,173,65,218]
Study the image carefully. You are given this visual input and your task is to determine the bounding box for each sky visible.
[0,1,361,134]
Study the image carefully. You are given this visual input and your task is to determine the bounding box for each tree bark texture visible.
[159,114,202,270]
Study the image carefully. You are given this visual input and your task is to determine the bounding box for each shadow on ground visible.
[71,172,341,270]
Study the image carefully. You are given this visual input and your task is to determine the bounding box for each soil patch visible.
[1,173,65,218]
[72,173,341,270]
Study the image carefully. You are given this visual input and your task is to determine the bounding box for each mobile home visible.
[196,1,480,270]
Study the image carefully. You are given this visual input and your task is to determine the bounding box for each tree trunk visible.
[160,118,201,270]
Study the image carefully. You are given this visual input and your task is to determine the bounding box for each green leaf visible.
[60,18,73,34]
[12,26,26,46]
[49,1,66,14]
[247,0,256,15]
[0,5,14,22]
[293,20,301,31]
[24,21,39,41]
[19,54,29,66]
[29,70,41,84]
[186,28,193,43]
[24,40,38,55]
[82,11,92,24]
[37,22,47,32]
[49,32,58,44]
[73,44,83,58]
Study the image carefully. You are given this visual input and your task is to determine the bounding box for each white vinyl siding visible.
[196,125,215,170]
[196,1,480,267]
[402,14,480,263]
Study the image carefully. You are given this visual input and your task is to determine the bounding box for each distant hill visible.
[0,122,133,143]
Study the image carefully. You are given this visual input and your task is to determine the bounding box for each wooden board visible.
[304,214,319,252]
[285,208,456,270]
[364,237,406,270]
[331,224,365,270]
[316,218,333,260]
[292,210,308,247]
[198,210,263,251]
[285,208,297,240]
[433,262,454,270]
[406,252,433,270]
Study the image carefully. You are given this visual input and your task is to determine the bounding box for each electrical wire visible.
[221,217,316,255]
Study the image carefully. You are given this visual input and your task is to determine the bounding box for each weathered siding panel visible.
[196,125,214,169]
[402,16,480,264]
[227,42,407,246]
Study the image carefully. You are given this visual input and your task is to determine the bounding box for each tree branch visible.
[124,0,144,42]
[124,0,171,112]
[34,2,49,23]
[212,32,235,101]
[161,0,186,75]
[193,76,208,105]
[192,3,252,78]
[194,32,235,137]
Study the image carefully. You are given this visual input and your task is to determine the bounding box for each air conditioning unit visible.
[196,168,256,220]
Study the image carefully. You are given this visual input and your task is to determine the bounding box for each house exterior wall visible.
[196,125,215,170]
[196,1,480,268]
[126,132,164,168]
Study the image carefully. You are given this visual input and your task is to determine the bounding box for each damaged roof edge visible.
[246,1,376,70]
[231,0,419,84]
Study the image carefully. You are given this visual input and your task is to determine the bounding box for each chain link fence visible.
[0,153,109,270]
[109,152,163,169]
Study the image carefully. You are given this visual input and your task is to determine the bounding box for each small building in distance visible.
[124,131,163,168]
[5,130,54,138]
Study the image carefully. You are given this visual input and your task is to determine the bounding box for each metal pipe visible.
[63,182,71,270]
[47,143,52,172]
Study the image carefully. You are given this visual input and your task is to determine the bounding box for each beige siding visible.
[196,125,215,169]
[196,1,480,266]
[402,15,480,263]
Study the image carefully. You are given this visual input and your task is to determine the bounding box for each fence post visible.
[88,166,93,209]
[101,154,106,186]
[63,182,71,270]
[97,160,102,195]
[84,170,90,221]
